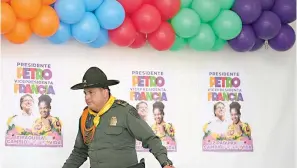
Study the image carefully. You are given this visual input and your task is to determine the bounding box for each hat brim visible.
[70,80,120,90]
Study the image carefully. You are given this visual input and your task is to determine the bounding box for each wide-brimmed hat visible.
[70,67,120,90]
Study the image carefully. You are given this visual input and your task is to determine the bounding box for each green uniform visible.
[63,100,169,168]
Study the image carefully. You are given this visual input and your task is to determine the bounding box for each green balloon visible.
[211,36,226,51]
[181,0,193,8]
[170,35,186,51]
[191,0,220,23]
[211,10,242,40]
[171,8,201,38]
[219,0,235,10]
[188,23,216,51]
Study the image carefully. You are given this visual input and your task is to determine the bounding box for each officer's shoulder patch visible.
[128,106,141,119]
[115,99,128,106]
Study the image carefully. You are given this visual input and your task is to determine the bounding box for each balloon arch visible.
[1,0,296,52]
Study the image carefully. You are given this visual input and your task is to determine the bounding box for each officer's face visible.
[84,88,109,112]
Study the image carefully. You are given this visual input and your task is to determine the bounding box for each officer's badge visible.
[110,116,117,126]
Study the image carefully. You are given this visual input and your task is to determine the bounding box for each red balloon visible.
[129,32,147,48]
[117,0,143,14]
[143,0,153,4]
[109,17,137,47]
[153,0,181,20]
[131,4,162,34]
[147,22,175,51]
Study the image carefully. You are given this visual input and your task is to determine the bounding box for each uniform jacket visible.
[62,100,168,168]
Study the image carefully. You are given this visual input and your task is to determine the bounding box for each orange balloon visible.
[11,0,42,20]
[4,19,32,44]
[30,5,59,37]
[42,0,55,5]
[1,2,17,34]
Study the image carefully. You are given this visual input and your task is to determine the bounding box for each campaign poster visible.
[130,70,177,152]
[4,62,63,147]
[202,72,253,152]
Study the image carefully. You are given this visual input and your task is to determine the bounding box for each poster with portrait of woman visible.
[4,62,63,147]
[202,72,253,152]
[129,70,177,152]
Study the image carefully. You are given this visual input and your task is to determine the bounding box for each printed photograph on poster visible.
[5,62,63,147]
[130,71,177,152]
[202,72,253,152]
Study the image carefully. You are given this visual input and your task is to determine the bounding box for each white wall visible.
[0,34,296,168]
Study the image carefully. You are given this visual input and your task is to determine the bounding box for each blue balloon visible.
[84,0,104,12]
[88,29,109,48]
[94,0,125,30]
[48,21,72,44]
[54,0,85,24]
[71,12,101,44]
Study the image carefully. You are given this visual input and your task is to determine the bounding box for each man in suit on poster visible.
[62,67,174,168]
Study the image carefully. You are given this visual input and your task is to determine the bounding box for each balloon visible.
[268,24,296,51]
[143,0,153,4]
[54,0,85,24]
[228,25,256,52]
[211,37,226,51]
[4,19,32,44]
[88,29,109,48]
[117,0,143,14]
[71,12,101,44]
[170,35,186,51]
[131,4,162,34]
[30,6,60,37]
[2,0,11,2]
[211,10,242,40]
[84,0,103,12]
[191,0,220,23]
[1,2,16,34]
[271,0,296,24]
[171,8,201,38]
[188,23,216,51]
[218,0,235,10]
[232,0,262,24]
[147,22,175,51]
[109,17,137,47]
[129,32,146,49]
[180,0,192,8]
[48,21,71,44]
[252,11,281,40]
[10,0,42,20]
[94,0,125,30]
[260,0,275,10]
[153,0,181,20]
[42,0,56,5]
[250,38,265,51]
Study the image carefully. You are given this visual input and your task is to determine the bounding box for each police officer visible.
[62,67,174,168]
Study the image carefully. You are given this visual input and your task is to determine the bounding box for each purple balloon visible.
[260,0,275,10]
[232,0,262,24]
[250,38,265,51]
[252,11,281,40]
[271,0,296,24]
[228,25,256,52]
[268,24,296,51]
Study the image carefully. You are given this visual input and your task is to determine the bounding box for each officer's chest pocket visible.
[104,126,124,136]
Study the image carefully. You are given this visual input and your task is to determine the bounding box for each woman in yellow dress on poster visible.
[226,101,252,141]
[151,101,176,150]
[32,94,62,137]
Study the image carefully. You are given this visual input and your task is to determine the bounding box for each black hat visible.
[70,67,120,90]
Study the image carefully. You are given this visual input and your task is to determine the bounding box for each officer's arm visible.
[62,117,88,168]
[126,107,169,166]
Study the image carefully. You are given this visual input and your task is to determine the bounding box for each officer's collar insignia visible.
[110,116,117,126]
